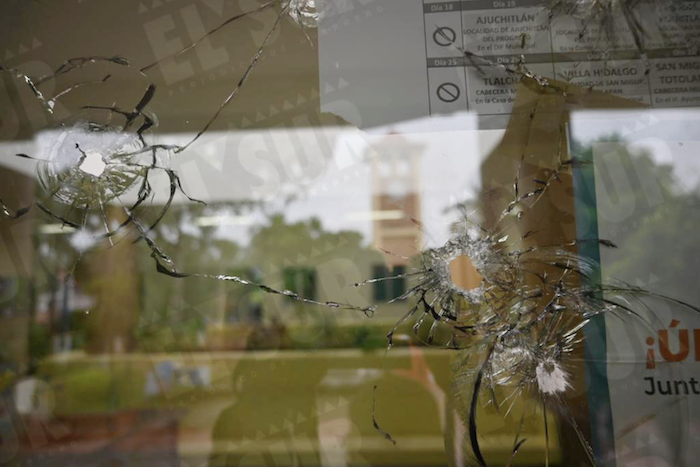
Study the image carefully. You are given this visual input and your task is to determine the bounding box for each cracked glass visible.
[1,1,699,466]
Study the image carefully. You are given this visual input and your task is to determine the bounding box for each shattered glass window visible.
[1,1,699,466]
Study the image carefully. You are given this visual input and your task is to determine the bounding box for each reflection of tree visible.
[573,136,700,306]
[615,196,700,305]
[246,214,369,265]
[244,213,381,307]
[136,209,381,351]
[135,202,245,351]
[140,204,242,315]
[242,213,381,345]
[30,199,383,354]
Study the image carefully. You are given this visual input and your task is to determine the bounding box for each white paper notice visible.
[318,0,700,129]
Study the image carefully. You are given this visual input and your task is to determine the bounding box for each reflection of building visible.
[369,135,424,301]
[370,134,424,267]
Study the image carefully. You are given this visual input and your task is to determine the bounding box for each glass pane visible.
[1,1,699,466]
